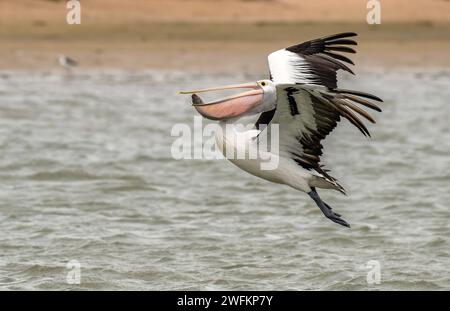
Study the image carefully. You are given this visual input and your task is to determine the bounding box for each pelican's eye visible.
[260,81,266,87]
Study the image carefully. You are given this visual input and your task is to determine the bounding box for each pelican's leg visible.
[308,187,350,228]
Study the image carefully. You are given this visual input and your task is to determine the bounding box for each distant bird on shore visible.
[180,33,383,227]
[58,54,78,69]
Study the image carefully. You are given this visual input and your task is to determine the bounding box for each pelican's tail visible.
[309,171,346,195]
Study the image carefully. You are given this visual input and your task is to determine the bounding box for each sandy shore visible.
[1,0,450,71]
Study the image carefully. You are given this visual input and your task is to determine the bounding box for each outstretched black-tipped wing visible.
[259,32,383,184]
[267,32,357,88]
[258,84,383,187]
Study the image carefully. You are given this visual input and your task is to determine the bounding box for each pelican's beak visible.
[179,82,263,120]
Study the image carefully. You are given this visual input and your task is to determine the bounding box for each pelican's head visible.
[179,80,276,121]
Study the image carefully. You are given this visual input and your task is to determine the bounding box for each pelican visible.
[180,33,383,227]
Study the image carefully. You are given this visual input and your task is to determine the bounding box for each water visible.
[0,68,448,290]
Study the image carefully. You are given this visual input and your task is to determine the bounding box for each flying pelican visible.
[180,33,382,227]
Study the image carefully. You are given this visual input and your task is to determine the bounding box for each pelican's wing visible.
[259,84,382,188]
[268,32,357,88]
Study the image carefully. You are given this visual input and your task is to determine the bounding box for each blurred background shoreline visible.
[1,0,450,72]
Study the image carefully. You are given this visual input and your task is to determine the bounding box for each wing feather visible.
[258,84,382,185]
[268,32,359,88]
[260,33,383,190]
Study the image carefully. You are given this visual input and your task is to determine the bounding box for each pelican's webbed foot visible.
[308,188,350,228]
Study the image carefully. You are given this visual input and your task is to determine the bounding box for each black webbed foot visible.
[308,188,350,228]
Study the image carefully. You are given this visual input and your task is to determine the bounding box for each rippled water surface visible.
[0,69,448,290]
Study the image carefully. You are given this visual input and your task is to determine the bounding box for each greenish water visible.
[0,69,448,290]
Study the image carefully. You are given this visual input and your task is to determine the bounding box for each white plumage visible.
[268,49,316,84]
